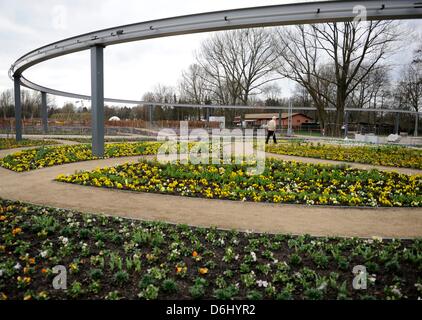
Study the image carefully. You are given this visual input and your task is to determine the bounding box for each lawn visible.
[0,199,420,300]
[266,142,422,169]
[56,159,422,207]
[0,138,58,150]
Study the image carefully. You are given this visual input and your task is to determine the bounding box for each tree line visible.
[144,21,421,135]
[1,20,421,136]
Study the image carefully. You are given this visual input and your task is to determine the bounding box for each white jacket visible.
[267,119,276,131]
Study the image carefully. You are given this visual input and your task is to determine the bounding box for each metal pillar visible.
[395,112,400,135]
[41,92,48,134]
[344,111,349,138]
[149,105,153,129]
[14,76,22,141]
[90,45,105,157]
[278,110,282,133]
[415,113,419,137]
[287,99,293,136]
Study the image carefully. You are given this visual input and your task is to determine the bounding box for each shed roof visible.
[243,113,312,120]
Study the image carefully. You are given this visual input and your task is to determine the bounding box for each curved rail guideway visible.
[10,0,422,156]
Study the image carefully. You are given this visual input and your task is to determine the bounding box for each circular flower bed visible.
[0,200,421,300]
[0,142,162,172]
[266,142,422,169]
[56,159,422,207]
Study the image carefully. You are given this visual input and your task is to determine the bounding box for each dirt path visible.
[1,154,421,238]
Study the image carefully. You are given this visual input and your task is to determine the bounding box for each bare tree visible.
[272,25,334,131]
[413,43,422,64]
[150,84,177,104]
[142,84,178,121]
[179,64,208,104]
[61,102,76,114]
[261,83,282,101]
[197,28,279,106]
[292,83,313,108]
[273,20,401,136]
[349,65,391,109]
[21,89,41,119]
[0,89,13,119]
[179,64,210,120]
[396,60,422,113]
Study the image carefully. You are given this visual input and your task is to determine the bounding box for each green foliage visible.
[161,279,178,294]
[1,199,421,300]
[113,271,129,286]
[139,284,159,300]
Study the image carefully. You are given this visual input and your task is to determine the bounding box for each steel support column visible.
[287,99,293,136]
[91,45,105,157]
[14,76,22,141]
[149,105,153,129]
[278,110,282,133]
[395,112,400,135]
[41,92,48,134]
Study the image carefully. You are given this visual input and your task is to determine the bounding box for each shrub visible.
[140,284,159,300]
[161,279,178,294]
[89,268,104,281]
[213,285,239,300]
[289,253,302,266]
[304,288,324,300]
[246,290,263,300]
[189,284,206,299]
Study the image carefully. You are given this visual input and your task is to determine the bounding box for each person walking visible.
[266,116,277,144]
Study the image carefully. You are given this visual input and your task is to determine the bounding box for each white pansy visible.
[256,280,268,288]
[59,236,69,245]
[250,251,257,262]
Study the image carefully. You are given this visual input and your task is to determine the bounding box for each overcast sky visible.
[1,0,421,108]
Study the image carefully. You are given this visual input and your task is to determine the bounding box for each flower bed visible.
[56,159,422,207]
[266,142,422,169]
[0,199,421,300]
[52,137,153,143]
[0,138,58,150]
[0,142,162,172]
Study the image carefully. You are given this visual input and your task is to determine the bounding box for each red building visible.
[234,113,313,129]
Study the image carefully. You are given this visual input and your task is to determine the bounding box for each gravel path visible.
[0,151,421,238]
